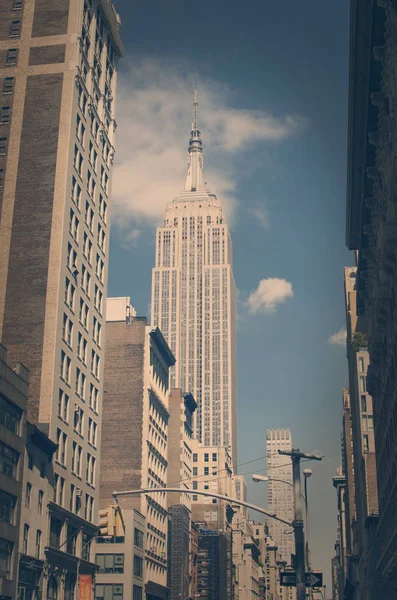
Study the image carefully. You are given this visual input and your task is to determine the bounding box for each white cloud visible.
[328,327,347,346]
[111,58,307,233]
[247,278,294,314]
[250,203,270,230]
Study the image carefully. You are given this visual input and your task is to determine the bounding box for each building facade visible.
[94,509,146,600]
[0,0,124,595]
[0,343,28,600]
[100,298,175,600]
[232,513,261,600]
[151,91,237,463]
[266,429,294,565]
[197,529,228,600]
[346,0,397,595]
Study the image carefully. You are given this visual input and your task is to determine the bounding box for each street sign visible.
[280,572,323,588]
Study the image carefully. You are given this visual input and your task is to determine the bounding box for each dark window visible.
[0,168,3,186]
[193,481,198,490]
[0,394,22,434]
[193,467,198,476]
[38,490,44,514]
[0,137,7,154]
[0,490,16,524]
[0,442,19,479]
[9,21,21,37]
[361,395,367,413]
[204,453,209,462]
[47,576,58,600]
[134,528,144,548]
[35,530,41,558]
[13,0,23,9]
[96,553,124,573]
[49,517,62,549]
[212,498,217,504]
[212,453,217,462]
[0,538,13,575]
[25,482,31,508]
[95,584,123,600]
[23,524,29,553]
[133,586,143,600]
[39,462,45,478]
[3,77,14,94]
[133,555,143,577]
[6,49,18,66]
[64,573,75,600]
[27,454,33,470]
[204,467,209,476]
[193,453,198,463]
[66,525,78,555]
[193,495,198,501]
[0,106,10,124]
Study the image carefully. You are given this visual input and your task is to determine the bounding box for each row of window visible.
[63,309,102,350]
[21,524,41,557]
[55,428,96,484]
[61,348,101,386]
[59,387,98,425]
[192,452,217,462]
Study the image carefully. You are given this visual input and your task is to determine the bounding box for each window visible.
[47,575,58,600]
[95,584,123,600]
[193,467,198,477]
[56,429,67,465]
[0,137,7,154]
[77,332,88,364]
[193,453,198,463]
[212,498,217,504]
[89,384,98,411]
[96,553,124,573]
[359,357,365,373]
[23,524,29,554]
[0,168,3,187]
[99,194,107,223]
[91,349,100,378]
[88,418,97,447]
[361,395,367,413]
[9,21,21,37]
[0,539,13,575]
[193,481,198,490]
[204,467,209,476]
[60,350,71,383]
[87,169,96,197]
[0,394,22,435]
[6,49,18,66]
[133,586,143,600]
[67,242,78,272]
[212,453,217,462]
[362,415,368,432]
[49,517,62,549]
[74,145,83,175]
[3,77,14,94]
[360,376,366,393]
[65,278,76,310]
[72,176,81,209]
[83,232,93,264]
[363,435,369,452]
[0,490,16,524]
[0,106,10,124]
[133,555,143,577]
[75,368,86,399]
[58,389,69,421]
[368,415,374,430]
[13,0,23,10]
[69,208,79,241]
[76,113,85,146]
[95,254,104,282]
[93,316,102,345]
[35,530,41,558]
[97,223,106,252]
[72,442,82,476]
[81,264,91,295]
[134,528,144,548]
[100,166,108,194]
[79,298,89,328]
[89,142,98,171]
[38,490,44,515]
[193,495,198,501]
[74,404,84,433]
[25,482,32,508]
[94,285,103,314]
[86,453,96,485]
[0,442,19,479]
[27,454,33,470]
[66,525,78,555]
[85,201,94,231]
[62,314,73,346]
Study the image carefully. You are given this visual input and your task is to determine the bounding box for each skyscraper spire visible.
[185,87,205,192]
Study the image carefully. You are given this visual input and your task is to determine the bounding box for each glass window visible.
[0,538,13,575]
[212,453,217,462]
[0,394,22,434]
[193,467,198,476]
[204,453,209,462]
[49,517,62,549]
[96,553,124,573]
[38,490,44,514]
[204,467,209,476]
[133,555,143,577]
[0,442,19,479]
[134,528,144,548]
[25,482,31,508]
[193,453,198,463]
[3,77,14,94]
[361,395,367,413]
[47,576,58,600]
[0,490,16,524]
[358,357,365,373]
[23,524,29,553]
[95,584,123,600]
[35,530,41,558]
[363,435,369,452]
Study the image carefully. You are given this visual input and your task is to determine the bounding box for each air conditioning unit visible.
[76,488,82,497]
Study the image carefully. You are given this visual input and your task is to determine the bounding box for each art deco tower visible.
[151,91,237,462]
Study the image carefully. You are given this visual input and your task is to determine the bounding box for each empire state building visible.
[151,91,237,462]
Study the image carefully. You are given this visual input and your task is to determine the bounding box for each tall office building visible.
[266,429,294,564]
[151,91,237,462]
[0,0,124,589]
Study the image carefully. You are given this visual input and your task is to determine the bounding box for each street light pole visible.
[278,448,322,600]
[303,469,313,600]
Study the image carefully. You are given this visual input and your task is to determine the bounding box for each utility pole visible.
[278,448,322,600]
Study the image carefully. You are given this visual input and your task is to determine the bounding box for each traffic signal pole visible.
[278,448,322,600]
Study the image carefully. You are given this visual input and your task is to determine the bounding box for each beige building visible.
[151,91,237,464]
[232,513,261,600]
[94,509,146,600]
[100,298,175,600]
[0,343,28,600]
[266,429,294,565]
[0,0,124,596]
[190,441,234,531]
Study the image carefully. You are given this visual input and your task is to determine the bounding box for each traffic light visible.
[98,505,125,537]
[98,506,115,536]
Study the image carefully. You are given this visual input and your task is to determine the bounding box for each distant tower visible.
[266,429,294,564]
[151,90,237,462]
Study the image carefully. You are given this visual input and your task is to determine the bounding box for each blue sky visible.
[110,0,351,587]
